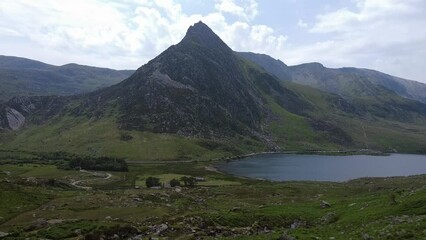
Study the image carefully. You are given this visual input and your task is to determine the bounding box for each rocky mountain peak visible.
[180,21,231,52]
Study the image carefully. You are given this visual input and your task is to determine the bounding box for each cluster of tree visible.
[145,177,161,188]
[180,176,197,187]
[69,157,128,172]
[144,176,198,188]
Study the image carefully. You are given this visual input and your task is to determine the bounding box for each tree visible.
[180,176,197,187]
[145,177,161,188]
[170,178,181,187]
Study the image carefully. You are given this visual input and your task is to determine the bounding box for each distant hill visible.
[0,22,425,161]
[238,52,426,104]
[0,55,134,101]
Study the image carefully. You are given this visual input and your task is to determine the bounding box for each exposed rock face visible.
[78,21,307,139]
[0,95,69,130]
[5,107,25,130]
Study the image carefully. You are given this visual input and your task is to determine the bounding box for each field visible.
[1,157,426,239]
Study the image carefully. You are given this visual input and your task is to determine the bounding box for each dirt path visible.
[70,170,112,190]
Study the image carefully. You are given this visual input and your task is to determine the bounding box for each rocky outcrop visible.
[5,107,25,130]
[0,95,68,130]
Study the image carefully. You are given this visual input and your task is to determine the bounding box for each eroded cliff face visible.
[5,107,25,130]
[0,95,68,130]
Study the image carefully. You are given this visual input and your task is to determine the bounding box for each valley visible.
[0,20,425,239]
[1,157,426,239]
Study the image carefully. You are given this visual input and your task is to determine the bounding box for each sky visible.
[0,0,425,83]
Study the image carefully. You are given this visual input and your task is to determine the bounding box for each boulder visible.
[320,200,331,208]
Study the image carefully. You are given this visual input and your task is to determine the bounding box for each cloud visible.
[0,0,424,83]
[281,0,426,82]
[297,19,308,28]
[214,0,258,21]
[0,0,288,71]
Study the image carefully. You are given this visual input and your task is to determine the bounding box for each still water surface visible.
[216,154,426,182]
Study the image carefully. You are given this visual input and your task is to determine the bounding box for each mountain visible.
[0,55,134,101]
[237,52,426,104]
[0,22,425,160]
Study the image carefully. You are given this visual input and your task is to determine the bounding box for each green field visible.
[0,159,425,239]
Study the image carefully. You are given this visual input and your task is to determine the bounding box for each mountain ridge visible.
[0,22,426,159]
[237,52,426,104]
[0,55,134,101]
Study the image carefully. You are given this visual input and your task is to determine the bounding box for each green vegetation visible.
[180,176,197,187]
[170,178,181,187]
[69,157,128,172]
[0,117,264,161]
[0,160,425,239]
[145,176,161,188]
[0,55,133,101]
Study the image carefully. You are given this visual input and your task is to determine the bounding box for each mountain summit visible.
[88,21,304,140]
[1,22,426,158]
[181,21,232,52]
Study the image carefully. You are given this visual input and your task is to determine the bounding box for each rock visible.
[5,107,25,130]
[278,232,296,240]
[105,216,112,220]
[320,200,331,208]
[0,231,9,238]
[290,220,305,229]
[230,207,242,212]
[155,223,168,235]
[129,234,144,240]
[29,218,48,230]
[362,233,373,240]
[321,212,339,224]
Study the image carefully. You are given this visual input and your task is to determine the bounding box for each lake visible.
[215,153,426,182]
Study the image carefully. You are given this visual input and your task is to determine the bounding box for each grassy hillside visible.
[282,81,426,153]
[0,161,425,239]
[0,115,264,161]
[0,55,133,101]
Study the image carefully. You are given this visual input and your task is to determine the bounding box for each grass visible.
[0,162,425,239]
[0,116,265,161]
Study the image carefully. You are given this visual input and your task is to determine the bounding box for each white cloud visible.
[281,0,426,82]
[0,0,288,71]
[297,19,308,28]
[214,0,258,21]
[0,0,424,83]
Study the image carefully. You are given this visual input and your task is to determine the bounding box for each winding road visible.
[70,169,112,190]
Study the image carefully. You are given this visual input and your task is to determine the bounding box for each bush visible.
[180,176,197,187]
[145,177,161,188]
[170,179,181,187]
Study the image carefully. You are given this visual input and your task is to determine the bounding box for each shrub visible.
[180,176,197,187]
[170,179,181,187]
[145,177,161,188]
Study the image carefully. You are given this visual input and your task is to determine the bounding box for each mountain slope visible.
[0,55,134,101]
[0,22,425,160]
[238,52,426,104]
[72,22,311,141]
